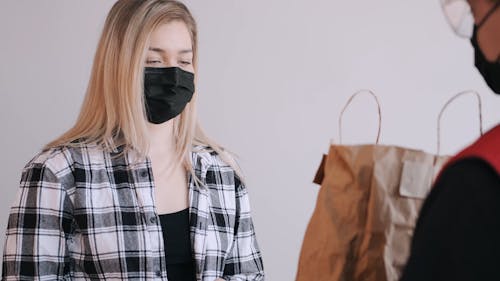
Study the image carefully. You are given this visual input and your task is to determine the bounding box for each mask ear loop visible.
[477,1,500,28]
[472,2,500,63]
[338,89,382,145]
[436,90,484,158]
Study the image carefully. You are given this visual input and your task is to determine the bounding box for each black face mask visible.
[470,4,500,94]
[144,67,195,124]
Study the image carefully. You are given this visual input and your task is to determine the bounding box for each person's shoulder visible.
[448,125,500,173]
[192,145,236,169]
[25,142,105,175]
[25,146,68,172]
[441,157,497,179]
[434,157,500,204]
[192,145,244,189]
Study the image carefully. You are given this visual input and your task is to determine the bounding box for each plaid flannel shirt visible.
[2,143,264,280]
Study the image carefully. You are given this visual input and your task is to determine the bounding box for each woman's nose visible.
[163,59,179,68]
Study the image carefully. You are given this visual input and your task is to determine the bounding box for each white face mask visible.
[440,0,475,38]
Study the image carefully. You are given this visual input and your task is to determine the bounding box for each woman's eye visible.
[179,60,192,66]
[146,60,161,64]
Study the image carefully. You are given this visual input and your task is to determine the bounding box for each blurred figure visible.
[401,0,500,280]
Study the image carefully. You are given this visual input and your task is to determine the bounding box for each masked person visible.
[1,1,264,280]
[401,0,500,280]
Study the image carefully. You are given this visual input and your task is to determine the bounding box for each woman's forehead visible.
[148,21,192,53]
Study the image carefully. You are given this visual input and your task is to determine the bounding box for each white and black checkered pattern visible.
[2,143,264,280]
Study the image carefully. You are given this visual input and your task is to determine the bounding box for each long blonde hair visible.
[47,0,241,181]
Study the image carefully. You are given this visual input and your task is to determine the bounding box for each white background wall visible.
[1,1,499,280]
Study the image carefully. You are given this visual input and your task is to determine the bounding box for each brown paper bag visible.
[296,90,483,281]
[297,144,449,281]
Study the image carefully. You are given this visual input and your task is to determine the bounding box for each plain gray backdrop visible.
[1,1,500,280]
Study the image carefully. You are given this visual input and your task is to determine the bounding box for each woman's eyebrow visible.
[148,47,193,54]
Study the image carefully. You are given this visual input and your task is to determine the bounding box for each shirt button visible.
[140,171,148,178]
[155,270,162,277]
[150,217,157,224]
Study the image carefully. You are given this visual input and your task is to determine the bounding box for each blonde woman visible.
[1,1,264,280]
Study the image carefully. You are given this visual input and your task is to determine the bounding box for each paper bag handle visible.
[437,90,484,156]
[339,89,382,144]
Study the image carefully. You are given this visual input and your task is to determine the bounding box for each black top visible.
[159,208,196,281]
[401,158,500,281]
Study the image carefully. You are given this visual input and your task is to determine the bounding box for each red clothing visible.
[440,124,500,178]
[401,124,500,281]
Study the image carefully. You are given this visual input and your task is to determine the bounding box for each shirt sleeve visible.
[400,158,500,281]
[222,176,265,281]
[2,162,74,280]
